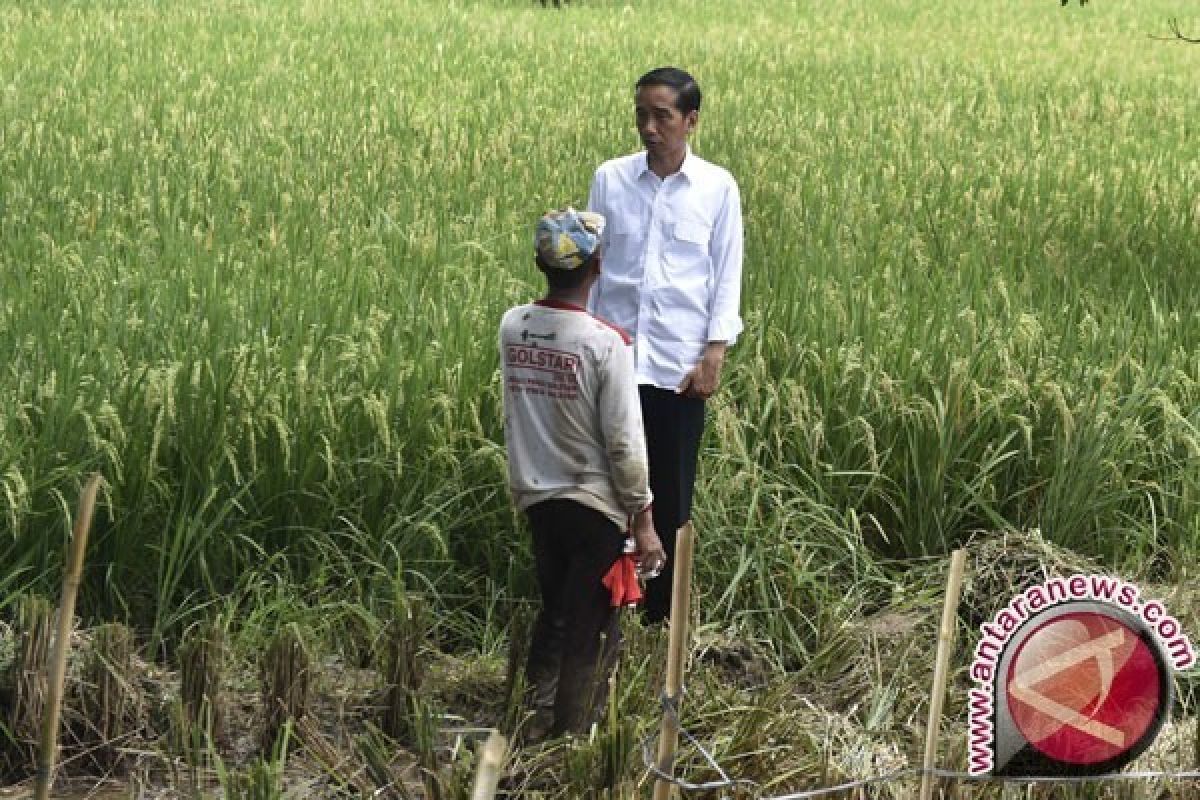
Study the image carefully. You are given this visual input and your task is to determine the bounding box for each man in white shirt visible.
[588,66,744,623]
[500,208,666,739]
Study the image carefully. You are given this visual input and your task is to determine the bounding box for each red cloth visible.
[602,554,644,608]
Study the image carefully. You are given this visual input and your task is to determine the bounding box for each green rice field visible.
[1,0,1198,795]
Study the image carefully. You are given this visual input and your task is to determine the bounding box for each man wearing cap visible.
[587,66,744,623]
[500,208,666,740]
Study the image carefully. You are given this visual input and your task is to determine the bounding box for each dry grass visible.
[0,548,1196,798]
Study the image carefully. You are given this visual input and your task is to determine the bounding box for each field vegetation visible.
[0,0,1198,796]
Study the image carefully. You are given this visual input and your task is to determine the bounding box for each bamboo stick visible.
[34,473,103,800]
[469,729,508,800]
[919,548,968,800]
[1194,705,1199,770]
[652,521,696,800]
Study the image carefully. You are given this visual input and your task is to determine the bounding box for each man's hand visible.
[630,508,666,577]
[677,342,728,399]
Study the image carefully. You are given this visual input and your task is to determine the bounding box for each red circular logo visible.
[1005,611,1162,766]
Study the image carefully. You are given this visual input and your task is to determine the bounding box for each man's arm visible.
[706,177,744,345]
[678,178,743,399]
[629,504,664,570]
[677,341,727,398]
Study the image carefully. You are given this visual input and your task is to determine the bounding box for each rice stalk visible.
[260,623,312,754]
[177,615,226,766]
[74,622,144,774]
[2,594,51,777]
[381,595,428,743]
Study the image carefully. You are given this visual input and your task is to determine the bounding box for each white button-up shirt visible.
[587,148,744,391]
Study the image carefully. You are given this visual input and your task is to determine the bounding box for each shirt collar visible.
[678,146,699,180]
[634,150,651,177]
[534,298,588,312]
[635,146,696,182]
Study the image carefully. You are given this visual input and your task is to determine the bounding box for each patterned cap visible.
[534,207,606,271]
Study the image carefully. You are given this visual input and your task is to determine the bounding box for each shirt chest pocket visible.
[607,208,646,262]
[662,218,712,279]
[611,213,645,241]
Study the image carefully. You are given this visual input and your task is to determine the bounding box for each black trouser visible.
[639,385,706,624]
[524,499,625,735]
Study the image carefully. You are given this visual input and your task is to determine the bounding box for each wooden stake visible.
[1194,705,1199,769]
[34,473,102,800]
[470,729,508,800]
[652,521,696,800]
[919,548,968,800]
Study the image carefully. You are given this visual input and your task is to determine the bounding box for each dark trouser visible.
[524,499,625,735]
[639,385,706,624]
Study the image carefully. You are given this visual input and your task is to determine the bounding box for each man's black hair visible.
[537,253,598,290]
[635,67,702,114]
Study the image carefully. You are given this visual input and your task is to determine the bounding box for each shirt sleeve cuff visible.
[628,498,653,518]
[707,318,743,345]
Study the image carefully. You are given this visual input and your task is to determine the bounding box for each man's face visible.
[635,84,696,160]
